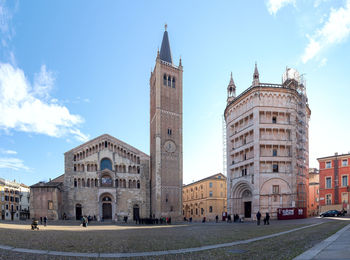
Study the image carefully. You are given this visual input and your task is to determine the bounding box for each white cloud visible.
[0,157,29,171]
[0,63,89,141]
[0,0,10,34]
[33,65,54,100]
[302,0,350,63]
[0,148,16,154]
[266,0,295,15]
[319,57,327,67]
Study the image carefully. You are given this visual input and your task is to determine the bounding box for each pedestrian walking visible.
[43,216,47,227]
[40,217,42,225]
[256,211,261,225]
[215,215,218,223]
[265,212,270,225]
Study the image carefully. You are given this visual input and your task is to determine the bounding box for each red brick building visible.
[318,153,350,212]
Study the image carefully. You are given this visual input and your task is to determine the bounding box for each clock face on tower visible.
[164,140,176,153]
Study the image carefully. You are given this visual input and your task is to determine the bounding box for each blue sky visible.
[0,0,350,185]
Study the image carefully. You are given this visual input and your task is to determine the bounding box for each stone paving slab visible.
[0,222,322,258]
[0,245,14,250]
[294,223,350,260]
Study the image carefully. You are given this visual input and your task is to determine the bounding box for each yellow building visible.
[182,173,227,221]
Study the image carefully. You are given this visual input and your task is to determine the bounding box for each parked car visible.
[319,210,344,217]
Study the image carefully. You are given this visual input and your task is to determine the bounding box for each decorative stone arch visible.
[231,181,254,218]
[99,193,115,221]
[260,178,292,211]
[100,170,114,187]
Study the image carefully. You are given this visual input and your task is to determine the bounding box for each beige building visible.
[30,26,183,221]
[183,173,226,221]
[0,178,29,220]
[225,65,311,220]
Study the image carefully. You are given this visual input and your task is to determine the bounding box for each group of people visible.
[256,211,270,225]
[39,216,48,226]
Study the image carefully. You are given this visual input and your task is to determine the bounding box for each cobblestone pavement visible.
[0,217,348,259]
[294,223,350,259]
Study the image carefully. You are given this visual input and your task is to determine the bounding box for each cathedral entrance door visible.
[76,204,82,220]
[102,203,112,220]
[133,205,140,220]
[244,201,251,218]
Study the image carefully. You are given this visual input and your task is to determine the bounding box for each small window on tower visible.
[168,76,171,87]
[163,74,167,85]
[168,129,172,135]
[172,77,176,88]
[272,116,277,124]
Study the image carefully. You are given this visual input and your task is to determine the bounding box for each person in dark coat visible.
[265,212,270,225]
[43,216,47,226]
[256,211,261,225]
[215,215,218,223]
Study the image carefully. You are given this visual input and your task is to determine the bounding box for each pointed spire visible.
[227,72,236,103]
[229,72,234,85]
[252,62,260,86]
[179,56,182,67]
[159,24,173,64]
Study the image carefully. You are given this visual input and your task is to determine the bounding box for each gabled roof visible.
[64,133,149,158]
[183,173,226,187]
[30,174,64,188]
[160,28,172,64]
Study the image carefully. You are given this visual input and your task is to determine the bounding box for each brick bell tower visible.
[150,24,183,219]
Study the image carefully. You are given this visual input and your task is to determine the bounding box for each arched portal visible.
[102,196,112,220]
[75,204,82,220]
[231,181,253,218]
[133,204,140,221]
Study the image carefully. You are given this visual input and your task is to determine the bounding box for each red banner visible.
[277,207,307,220]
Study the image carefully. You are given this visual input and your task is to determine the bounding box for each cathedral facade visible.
[30,26,183,221]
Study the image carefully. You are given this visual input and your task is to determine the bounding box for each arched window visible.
[172,77,175,88]
[91,179,94,187]
[128,165,132,173]
[115,179,119,188]
[78,178,81,188]
[137,166,140,174]
[74,178,77,187]
[163,74,167,85]
[128,180,132,188]
[168,76,171,86]
[82,178,85,187]
[123,179,126,188]
[137,180,140,189]
[100,158,112,171]
[132,180,136,188]
[87,178,90,187]
[95,179,98,187]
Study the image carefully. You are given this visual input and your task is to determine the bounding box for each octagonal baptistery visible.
[63,134,150,221]
[224,66,311,220]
